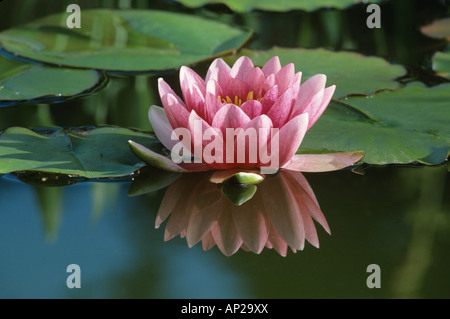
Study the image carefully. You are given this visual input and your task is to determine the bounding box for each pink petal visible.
[243,67,265,96]
[204,79,223,124]
[262,73,276,93]
[262,56,282,77]
[211,103,251,135]
[291,74,327,117]
[295,88,324,128]
[288,169,320,206]
[275,113,309,167]
[261,178,305,251]
[267,224,288,257]
[230,56,255,81]
[223,114,273,169]
[266,77,301,128]
[179,66,206,112]
[164,203,191,241]
[186,189,224,247]
[231,207,268,254]
[285,170,330,235]
[260,85,279,114]
[188,109,224,165]
[282,151,365,172]
[205,58,231,83]
[148,105,177,151]
[207,62,233,95]
[155,177,188,229]
[211,212,243,256]
[240,99,262,119]
[158,77,181,98]
[158,78,190,129]
[223,77,249,102]
[305,85,335,130]
[274,63,295,94]
[282,171,320,247]
[201,231,216,251]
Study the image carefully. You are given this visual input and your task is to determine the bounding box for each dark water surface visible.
[0,165,448,298]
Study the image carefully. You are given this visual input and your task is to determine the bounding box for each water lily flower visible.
[129,56,363,173]
[154,169,330,256]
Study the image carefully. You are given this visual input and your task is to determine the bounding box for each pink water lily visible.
[129,56,363,173]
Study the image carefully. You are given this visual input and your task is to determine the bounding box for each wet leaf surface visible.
[301,83,450,165]
[0,9,252,73]
[0,126,160,178]
[225,47,406,99]
[0,54,102,106]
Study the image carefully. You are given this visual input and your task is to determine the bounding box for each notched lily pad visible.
[0,126,161,178]
[0,54,103,107]
[225,47,406,99]
[431,50,450,80]
[301,83,450,165]
[0,9,252,73]
[175,0,381,13]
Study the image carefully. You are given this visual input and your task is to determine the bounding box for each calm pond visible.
[0,165,449,298]
[0,0,449,299]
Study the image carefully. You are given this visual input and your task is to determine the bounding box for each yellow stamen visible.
[217,91,260,107]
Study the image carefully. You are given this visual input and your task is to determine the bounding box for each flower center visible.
[217,91,261,107]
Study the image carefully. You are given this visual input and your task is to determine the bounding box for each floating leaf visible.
[225,47,406,99]
[175,0,381,13]
[0,9,252,73]
[0,126,161,178]
[420,17,450,42]
[300,83,450,165]
[0,54,102,106]
[431,50,450,79]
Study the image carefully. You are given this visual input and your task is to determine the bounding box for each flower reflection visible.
[154,169,330,257]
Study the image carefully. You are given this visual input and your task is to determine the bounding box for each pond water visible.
[0,0,449,300]
[0,165,449,298]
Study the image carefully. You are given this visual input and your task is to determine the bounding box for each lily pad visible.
[431,50,450,80]
[175,0,381,13]
[0,9,252,73]
[300,82,450,165]
[0,54,102,106]
[225,47,406,99]
[0,126,161,178]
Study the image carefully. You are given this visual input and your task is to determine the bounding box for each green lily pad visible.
[225,47,406,99]
[300,82,450,165]
[431,50,450,80]
[0,126,161,178]
[0,9,252,73]
[0,54,102,106]
[175,0,381,13]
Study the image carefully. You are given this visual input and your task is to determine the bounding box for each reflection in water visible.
[147,170,330,257]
